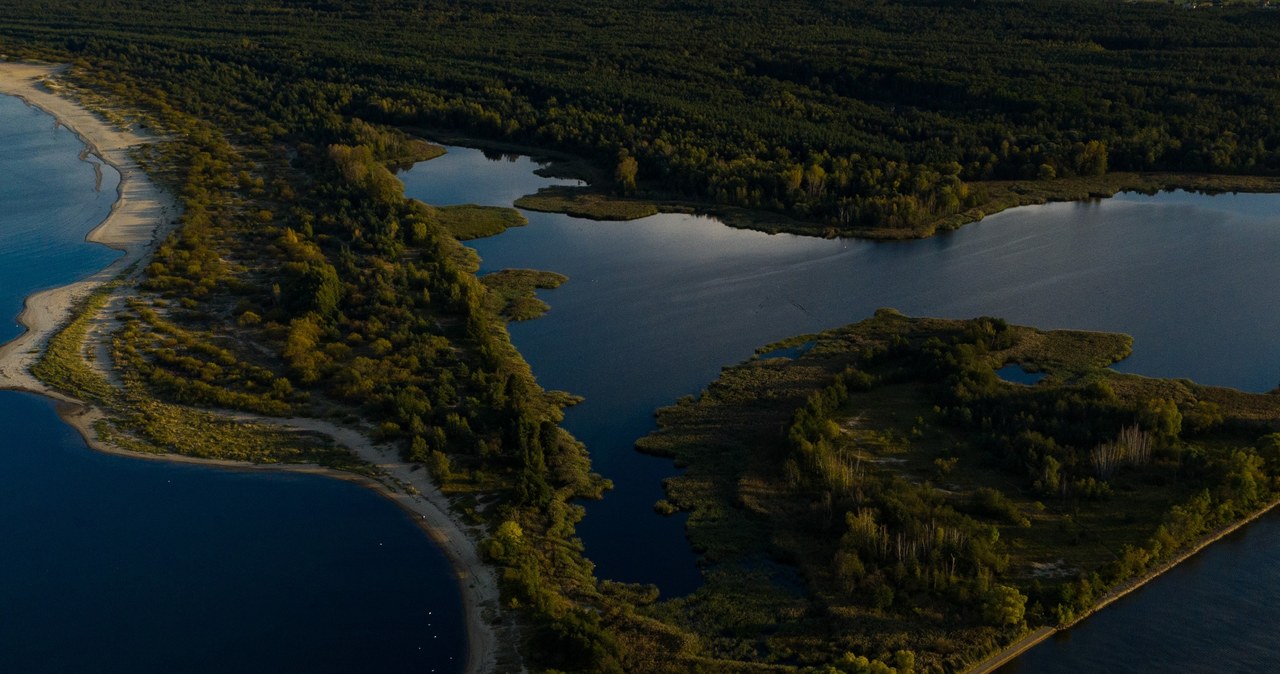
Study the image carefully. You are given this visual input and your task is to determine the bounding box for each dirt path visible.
[967,626,1055,674]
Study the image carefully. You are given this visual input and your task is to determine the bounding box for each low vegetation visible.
[480,269,568,322]
[431,203,529,240]
[515,186,659,221]
[35,284,361,470]
[31,283,119,404]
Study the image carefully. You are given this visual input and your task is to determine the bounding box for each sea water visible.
[0,94,465,673]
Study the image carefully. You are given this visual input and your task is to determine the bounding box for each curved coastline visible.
[0,62,500,674]
[0,61,175,396]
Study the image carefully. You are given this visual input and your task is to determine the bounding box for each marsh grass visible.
[480,269,568,321]
[515,186,659,221]
[34,286,369,473]
[433,204,528,240]
[32,283,120,404]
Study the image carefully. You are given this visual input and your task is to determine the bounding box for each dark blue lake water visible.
[404,145,1280,672]
[996,364,1046,386]
[0,95,464,673]
[1001,512,1280,673]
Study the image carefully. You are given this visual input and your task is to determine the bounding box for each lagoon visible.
[405,145,1280,671]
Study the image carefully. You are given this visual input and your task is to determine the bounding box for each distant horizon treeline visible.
[3,0,1280,234]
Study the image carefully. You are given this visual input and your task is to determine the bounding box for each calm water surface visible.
[405,145,1280,671]
[996,364,1046,386]
[1001,513,1280,673]
[0,95,118,342]
[0,95,464,672]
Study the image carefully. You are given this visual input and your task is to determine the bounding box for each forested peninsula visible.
[2,1,1280,673]
[639,311,1280,672]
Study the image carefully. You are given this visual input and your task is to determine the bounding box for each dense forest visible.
[639,311,1280,672]
[3,0,1280,235]
[4,1,1280,672]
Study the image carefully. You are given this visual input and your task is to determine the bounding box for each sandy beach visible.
[58,403,507,674]
[0,62,504,673]
[0,62,176,395]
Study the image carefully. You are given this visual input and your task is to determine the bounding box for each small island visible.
[637,310,1280,672]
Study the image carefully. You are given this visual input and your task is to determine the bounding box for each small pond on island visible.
[996,364,1047,386]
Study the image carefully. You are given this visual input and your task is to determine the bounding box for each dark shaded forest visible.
[3,0,1280,234]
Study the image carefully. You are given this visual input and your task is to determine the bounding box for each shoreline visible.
[967,496,1280,674]
[0,62,501,674]
[424,130,1280,240]
[0,62,177,396]
[549,171,1280,240]
[13,59,1278,674]
[55,401,504,674]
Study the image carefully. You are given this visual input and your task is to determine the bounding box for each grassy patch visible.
[114,299,296,416]
[395,139,445,164]
[515,186,659,221]
[32,283,120,405]
[481,268,568,321]
[111,398,368,471]
[33,287,368,472]
[433,204,529,240]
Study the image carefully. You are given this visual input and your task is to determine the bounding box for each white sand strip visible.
[0,61,177,395]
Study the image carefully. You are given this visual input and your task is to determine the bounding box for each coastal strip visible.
[0,61,177,395]
[58,403,504,674]
[968,497,1280,674]
[0,62,501,674]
